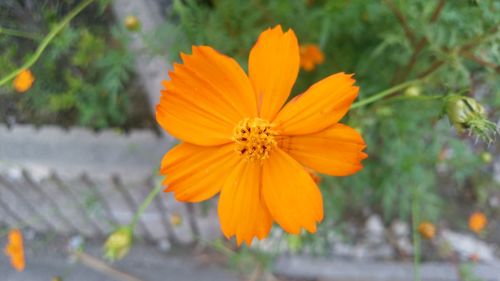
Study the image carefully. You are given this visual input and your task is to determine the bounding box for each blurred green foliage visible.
[0,0,134,129]
[162,0,499,250]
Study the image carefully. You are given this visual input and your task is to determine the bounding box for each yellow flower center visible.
[233,117,276,161]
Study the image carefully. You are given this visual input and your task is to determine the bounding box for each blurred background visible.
[0,0,499,280]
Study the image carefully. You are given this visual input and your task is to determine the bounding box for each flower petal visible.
[279,124,367,176]
[157,46,257,146]
[218,160,273,245]
[249,25,299,121]
[262,148,323,234]
[161,142,238,202]
[273,73,359,135]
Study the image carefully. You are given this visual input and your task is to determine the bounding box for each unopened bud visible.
[103,227,133,261]
[404,86,421,97]
[480,152,492,164]
[170,213,183,227]
[124,15,140,31]
[444,95,497,142]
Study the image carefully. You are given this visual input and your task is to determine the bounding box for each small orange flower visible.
[156,25,367,245]
[469,212,487,234]
[4,229,25,271]
[418,222,436,240]
[299,44,324,71]
[12,69,35,93]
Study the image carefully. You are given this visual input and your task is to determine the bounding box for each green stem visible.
[376,94,444,107]
[351,79,422,109]
[0,27,41,40]
[412,186,421,281]
[130,178,164,230]
[0,0,95,88]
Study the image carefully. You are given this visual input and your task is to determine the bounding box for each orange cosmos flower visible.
[299,44,324,71]
[156,25,367,245]
[469,212,487,234]
[4,229,25,271]
[12,69,35,93]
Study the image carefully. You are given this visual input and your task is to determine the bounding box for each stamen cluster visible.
[233,117,276,161]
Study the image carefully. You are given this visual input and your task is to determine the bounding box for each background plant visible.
[0,0,143,129]
[160,0,499,252]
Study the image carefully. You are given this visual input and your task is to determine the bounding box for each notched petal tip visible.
[360,152,368,160]
[270,24,283,33]
[179,52,190,63]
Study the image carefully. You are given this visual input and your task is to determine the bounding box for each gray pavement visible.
[0,237,239,281]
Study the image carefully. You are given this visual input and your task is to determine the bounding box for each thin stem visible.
[417,60,444,78]
[0,0,95,88]
[417,26,499,79]
[384,0,416,46]
[0,27,41,40]
[351,79,421,109]
[376,94,444,107]
[130,178,164,230]
[412,186,421,281]
[429,0,447,23]
[462,51,500,71]
[393,0,446,84]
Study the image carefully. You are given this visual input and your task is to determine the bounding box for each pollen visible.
[233,117,276,161]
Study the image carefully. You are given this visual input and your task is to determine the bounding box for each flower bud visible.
[444,95,498,142]
[170,213,183,227]
[404,86,421,97]
[103,227,133,261]
[480,152,492,164]
[124,15,140,32]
